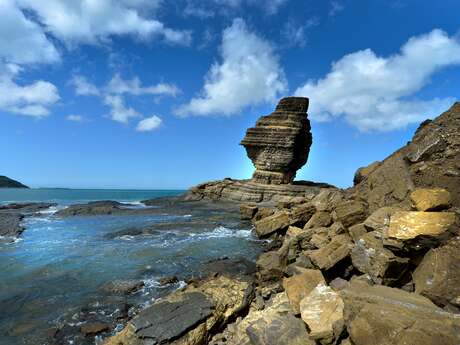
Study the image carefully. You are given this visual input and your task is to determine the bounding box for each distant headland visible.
[0,176,29,189]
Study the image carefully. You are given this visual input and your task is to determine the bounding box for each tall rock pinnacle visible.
[240,97,312,185]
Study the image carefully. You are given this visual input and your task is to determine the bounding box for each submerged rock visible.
[240,97,312,185]
[101,279,144,295]
[0,213,24,242]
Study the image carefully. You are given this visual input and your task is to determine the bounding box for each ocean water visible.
[0,189,262,345]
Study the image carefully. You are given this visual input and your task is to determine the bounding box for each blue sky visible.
[1,0,459,189]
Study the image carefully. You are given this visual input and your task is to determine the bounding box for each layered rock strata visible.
[186,97,319,202]
[240,97,312,185]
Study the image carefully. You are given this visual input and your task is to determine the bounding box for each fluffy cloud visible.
[71,73,175,126]
[103,94,140,123]
[177,18,287,116]
[0,63,59,117]
[70,75,100,96]
[295,29,460,131]
[0,0,60,64]
[184,0,287,18]
[107,74,179,97]
[16,0,191,46]
[136,115,162,131]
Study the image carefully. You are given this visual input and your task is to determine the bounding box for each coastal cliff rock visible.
[185,97,331,203]
[240,97,312,185]
[0,175,28,188]
[106,101,460,345]
[351,102,460,212]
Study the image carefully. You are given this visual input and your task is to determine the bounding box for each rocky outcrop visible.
[104,276,254,345]
[341,281,460,345]
[352,102,460,212]
[240,97,312,185]
[0,213,24,243]
[413,236,460,310]
[0,175,29,188]
[185,178,335,203]
[185,97,334,203]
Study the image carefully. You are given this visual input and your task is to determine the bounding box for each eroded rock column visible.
[240,97,312,184]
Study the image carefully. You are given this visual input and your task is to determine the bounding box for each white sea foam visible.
[190,226,253,240]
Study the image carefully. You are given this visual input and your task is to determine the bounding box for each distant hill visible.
[0,176,29,188]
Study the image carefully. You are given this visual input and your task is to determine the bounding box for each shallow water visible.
[0,190,262,345]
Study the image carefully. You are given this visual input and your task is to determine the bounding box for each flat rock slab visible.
[131,292,215,342]
[282,269,325,314]
[341,281,460,345]
[300,284,344,344]
[410,188,451,211]
[388,211,457,241]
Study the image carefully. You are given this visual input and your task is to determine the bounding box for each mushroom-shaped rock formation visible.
[240,97,312,185]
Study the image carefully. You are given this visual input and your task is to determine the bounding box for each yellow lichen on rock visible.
[388,211,457,240]
[410,188,451,211]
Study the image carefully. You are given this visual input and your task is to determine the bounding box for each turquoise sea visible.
[0,189,261,345]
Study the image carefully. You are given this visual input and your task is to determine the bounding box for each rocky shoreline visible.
[102,99,460,345]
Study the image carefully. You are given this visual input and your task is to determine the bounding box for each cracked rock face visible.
[240,97,312,185]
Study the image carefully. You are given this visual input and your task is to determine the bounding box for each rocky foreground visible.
[103,100,460,345]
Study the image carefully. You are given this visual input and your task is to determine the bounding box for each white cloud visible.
[106,74,179,97]
[136,115,162,131]
[0,63,59,117]
[177,18,287,116]
[16,0,191,46]
[329,1,344,16]
[183,0,287,17]
[0,0,60,64]
[103,94,140,123]
[66,114,86,122]
[281,18,319,48]
[71,75,100,96]
[295,29,460,131]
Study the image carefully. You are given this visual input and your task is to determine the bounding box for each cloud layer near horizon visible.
[295,29,460,131]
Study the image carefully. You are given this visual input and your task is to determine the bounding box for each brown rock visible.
[363,206,401,233]
[282,269,325,314]
[352,102,460,212]
[240,97,312,185]
[353,161,381,185]
[388,211,457,243]
[254,211,290,238]
[289,202,316,226]
[256,251,286,282]
[240,203,258,220]
[220,292,314,345]
[253,207,275,222]
[101,279,144,295]
[307,234,353,270]
[300,284,344,344]
[104,276,253,345]
[351,232,408,285]
[332,200,367,228]
[410,188,451,211]
[81,322,109,336]
[347,223,367,242]
[413,237,460,309]
[304,211,333,229]
[341,280,460,345]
